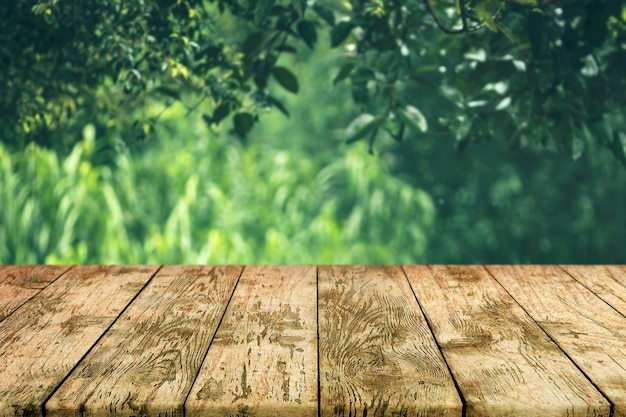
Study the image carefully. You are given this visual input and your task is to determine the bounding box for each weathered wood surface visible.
[319,265,462,417]
[404,265,609,417]
[2,265,626,417]
[488,265,626,417]
[318,267,463,417]
[46,265,242,417]
[186,265,318,417]
[561,265,626,317]
[0,265,158,417]
[0,265,70,320]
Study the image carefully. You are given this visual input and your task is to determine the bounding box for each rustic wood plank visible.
[46,265,242,417]
[488,265,626,417]
[404,265,610,417]
[0,265,158,417]
[319,265,462,417]
[0,265,70,320]
[186,265,317,417]
[560,265,626,317]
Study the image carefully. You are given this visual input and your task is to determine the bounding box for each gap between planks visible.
[0,266,160,417]
[404,265,609,417]
[488,265,626,417]
[0,265,71,321]
[46,265,242,417]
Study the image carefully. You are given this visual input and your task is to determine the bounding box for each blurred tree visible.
[1,0,625,164]
[1,0,245,149]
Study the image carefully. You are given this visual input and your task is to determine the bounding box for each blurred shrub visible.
[0,120,433,264]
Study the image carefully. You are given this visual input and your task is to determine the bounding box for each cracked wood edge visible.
[319,265,462,417]
[560,265,626,318]
[186,265,317,417]
[0,265,158,417]
[46,265,243,417]
[0,265,70,320]
[404,265,609,417]
[488,265,626,417]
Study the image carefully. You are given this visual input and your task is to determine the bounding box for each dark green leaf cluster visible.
[1,0,245,147]
[325,0,626,162]
[2,0,626,165]
[442,0,626,163]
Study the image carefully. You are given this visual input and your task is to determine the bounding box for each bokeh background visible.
[2,3,625,264]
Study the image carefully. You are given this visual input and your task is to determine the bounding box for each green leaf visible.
[313,4,335,26]
[292,0,307,17]
[153,86,181,100]
[297,20,317,49]
[254,0,276,25]
[275,44,298,53]
[494,22,516,44]
[397,105,428,133]
[333,63,356,85]
[242,32,265,54]
[330,21,354,48]
[202,113,213,127]
[346,113,379,143]
[352,67,376,82]
[212,102,231,124]
[253,59,272,89]
[272,66,299,93]
[474,0,500,32]
[233,112,255,137]
[350,68,375,103]
[267,95,290,117]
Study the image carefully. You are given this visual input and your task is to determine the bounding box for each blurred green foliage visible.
[394,134,626,263]
[0,119,433,264]
[3,0,626,164]
[0,38,435,263]
[1,0,625,264]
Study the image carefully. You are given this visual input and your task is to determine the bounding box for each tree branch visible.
[422,0,484,35]
[459,0,468,31]
[422,0,466,34]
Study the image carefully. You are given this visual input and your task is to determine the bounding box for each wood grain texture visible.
[560,265,626,317]
[46,265,242,417]
[186,266,317,417]
[0,265,157,417]
[404,265,609,417]
[319,265,462,417]
[488,265,626,417]
[0,265,70,320]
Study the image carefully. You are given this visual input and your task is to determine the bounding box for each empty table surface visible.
[1,265,625,417]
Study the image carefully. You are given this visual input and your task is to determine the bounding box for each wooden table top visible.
[0,265,625,417]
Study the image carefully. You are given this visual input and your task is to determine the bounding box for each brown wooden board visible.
[0,265,70,320]
[561,265,626,317]
[488,265,626,417]
[0,265,158,417]
[186,265,318,417]
[319,265,462,417]
[46,265,242,417]
[404,265,609,417]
